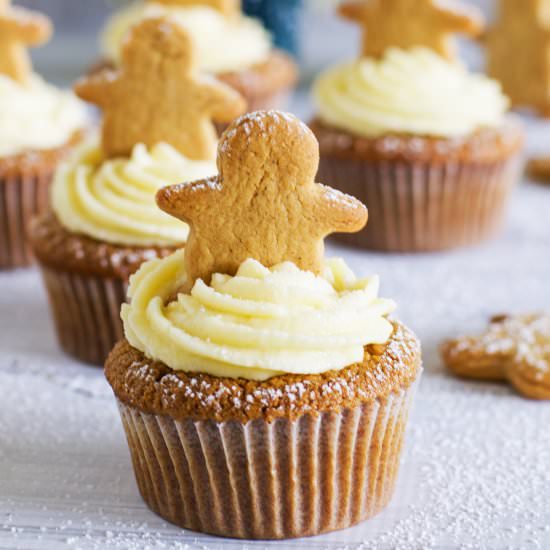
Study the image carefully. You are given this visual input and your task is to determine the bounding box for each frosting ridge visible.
[0,74,86,157]
[52,139,216,246]
[313,47,509,138]
[122,249,396,381]
[102,2,272,73]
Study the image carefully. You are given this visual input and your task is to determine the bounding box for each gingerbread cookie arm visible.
[156,178,221,223]
[11,8,53,46]
[202,81,246,123]
[0,9,52,44]
[74,71,116,108]
[338,1,366,23]
[432,2,484,37]
[313,184,368,235]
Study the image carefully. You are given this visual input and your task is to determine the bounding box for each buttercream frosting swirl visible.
[122,249,396,381]
[52,139,216,246]
[0,74,86,157]
[313,47,509,138]
[102,2,272,73]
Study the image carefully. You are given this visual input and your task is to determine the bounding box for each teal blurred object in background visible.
[242,0,303,55]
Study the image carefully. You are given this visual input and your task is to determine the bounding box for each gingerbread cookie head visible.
[123,16,196,74]
[150,0,241,17]
[339,0,483,61]
[74,17,245,160]
[441,313,550,400]
[0,0,52,84]
[217,110,319,190]
[156,110,369,291]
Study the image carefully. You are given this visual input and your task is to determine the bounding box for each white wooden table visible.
[1,102,549,550]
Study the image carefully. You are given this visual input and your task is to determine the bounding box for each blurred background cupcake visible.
[29,18,242,366]
[0,2,87,269]
[95,0,298,113]
[310,0,524,252]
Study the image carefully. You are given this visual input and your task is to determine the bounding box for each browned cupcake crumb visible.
[29,212,178,280]
[105,321,422,423]
[309,118,524,164]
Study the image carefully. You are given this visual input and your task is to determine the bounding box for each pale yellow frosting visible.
[0,74,87,157]
[122,249,396,381]
[102,2,272,73]
[52,139,216,246]
[313,47,509,138]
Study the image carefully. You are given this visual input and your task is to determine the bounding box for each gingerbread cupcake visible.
[0,1,87,268]
[98,0,298,112]
[310,0,524,252]
[105,111,422,539]
[29,18,245,365]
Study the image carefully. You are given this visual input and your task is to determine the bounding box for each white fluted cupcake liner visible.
[318,155,522,252]
[116,381,417,539]
[41,267,127,365]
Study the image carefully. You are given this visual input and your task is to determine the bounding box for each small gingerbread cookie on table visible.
[97,0,298,114]
[105,110,423,540]
[311,0,524,253]
[29,17,245,366]
[0,0,87,269]
[441,313,550,400]
[487,0,550,117]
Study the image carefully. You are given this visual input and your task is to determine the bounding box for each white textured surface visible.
[1,109,550,550]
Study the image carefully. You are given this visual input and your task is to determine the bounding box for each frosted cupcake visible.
[98,0,298,112]
[105,110,422,539]
[0,2,87,268]
[30,18,244,365]
[311,0,524,252]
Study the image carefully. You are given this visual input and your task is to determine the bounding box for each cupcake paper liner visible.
[0,166,53,268]
[41,266,126,365]
[116,381,417,539]
[319,155,522,252]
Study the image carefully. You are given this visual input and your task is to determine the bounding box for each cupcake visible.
[29,18,245,365]
[0,2,87,268]
[105,110,422,539]
[97,0,298,112]
[310,0,524,252]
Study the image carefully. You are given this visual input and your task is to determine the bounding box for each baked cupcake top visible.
[120,110,401,381]
[56,17,244,247]
[101,0,272,73]
[313,0,509,139]
[0,2,86,157]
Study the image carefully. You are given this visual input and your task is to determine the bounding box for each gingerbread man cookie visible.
[487,0,550,117]
[74,17,245,160]
[156,110,369,290]
[441,313,550,400]
[339,0,483,61]
[151,0,240,17]
[0,0,52,84]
